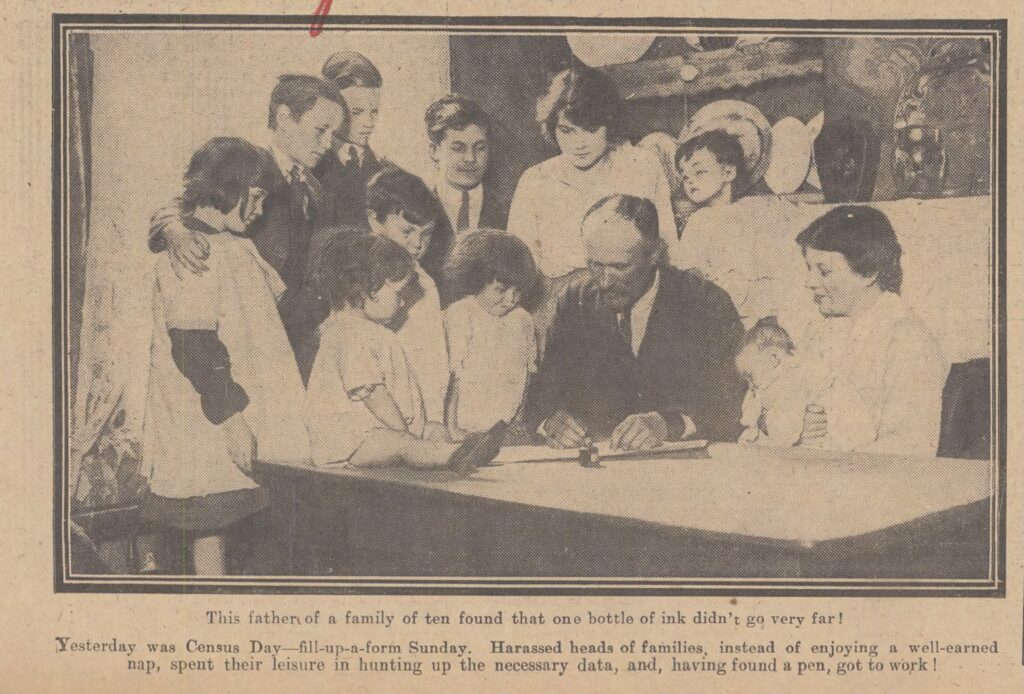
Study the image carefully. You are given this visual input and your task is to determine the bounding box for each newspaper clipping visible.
[1,0,1020,691]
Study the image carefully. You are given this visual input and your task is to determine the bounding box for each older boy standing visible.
[419,94,511,286]
[315,51,386,227]
[148,75,345,372]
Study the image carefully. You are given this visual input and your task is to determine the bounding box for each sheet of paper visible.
[493,439,708,463]
[7,4,1017,694]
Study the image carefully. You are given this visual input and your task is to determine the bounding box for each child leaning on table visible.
[734,317,809,447]
[304,233,506,473]
[734,317,876,450]
[442,230,540,440]
[141,137,310,575]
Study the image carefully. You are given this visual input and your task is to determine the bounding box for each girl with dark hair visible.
[507,65,676,280]
[442,230,539,438]
[794,205,948,455]
[305,233,505,473]
[142,138,309,575]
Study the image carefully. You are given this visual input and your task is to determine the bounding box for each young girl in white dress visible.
[305,233,505,472]
[442,230,540,439]
[142,138,310,575]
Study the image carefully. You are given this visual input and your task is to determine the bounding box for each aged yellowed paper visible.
[1,0,1021,691]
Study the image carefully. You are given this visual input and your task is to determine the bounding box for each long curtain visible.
[67,33,148,514]
[68,33,92,407]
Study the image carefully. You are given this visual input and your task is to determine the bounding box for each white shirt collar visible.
[269,142,304,181]
[435,178,484,232]
[621,268,660,356]
[336,142,369,166]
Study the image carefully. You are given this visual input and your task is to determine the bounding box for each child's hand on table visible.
[422,421,449,442]
[738,426,760,444]
[446,424,470,443]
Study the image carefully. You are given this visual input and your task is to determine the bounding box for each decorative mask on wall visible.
[893,125,946,197]
[892,39,991,198]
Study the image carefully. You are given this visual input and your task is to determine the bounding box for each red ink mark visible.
[310,0,333,37]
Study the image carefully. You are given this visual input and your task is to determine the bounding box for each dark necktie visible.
[618,308,633,352]
[456,188,471,233]
[289,165,311,221]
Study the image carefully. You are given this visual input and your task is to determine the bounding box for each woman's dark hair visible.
[182,137,275,214]
[365,166,439,227]
[536,66,621,146]
[796,205,904,293]
[267,74,343,130]
[425,94,490,145]
[677,129,748,184]
[441,230,539,305]
[310,232,417,311]
[321,51,383,90]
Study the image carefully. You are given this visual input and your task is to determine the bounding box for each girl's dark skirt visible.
[141,487,269,533]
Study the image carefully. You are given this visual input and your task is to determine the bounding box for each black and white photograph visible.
[54,14,1006,593]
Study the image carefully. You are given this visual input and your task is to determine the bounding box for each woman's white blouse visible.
[799,292,949,457]
[507,142,678,278]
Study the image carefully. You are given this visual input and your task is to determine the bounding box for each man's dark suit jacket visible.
[313,147,384,228]
[420,179,512,293]
[244,166,336,370]
[523,266,747,443]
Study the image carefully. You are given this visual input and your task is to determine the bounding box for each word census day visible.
[0,0,1021,693]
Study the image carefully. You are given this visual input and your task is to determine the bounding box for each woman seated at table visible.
[507,64,676,325]
[795,205,949,456]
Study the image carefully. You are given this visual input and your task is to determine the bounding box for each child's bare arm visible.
[361,384,410,433]
[445,376,469,441]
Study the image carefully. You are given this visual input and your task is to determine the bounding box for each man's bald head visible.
[584,194,660,244]
[582,194,665,312]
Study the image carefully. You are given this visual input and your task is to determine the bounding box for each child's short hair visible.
[736,316,796,357]
[365,166,439,227]
[311,232,417,311]
[267,74,343,130]
[182,137,274,214]
[321,51,383,90]
[676,129,747,182]
[442,229,539,304]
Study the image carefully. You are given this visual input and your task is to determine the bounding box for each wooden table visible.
[256,444,994,581]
